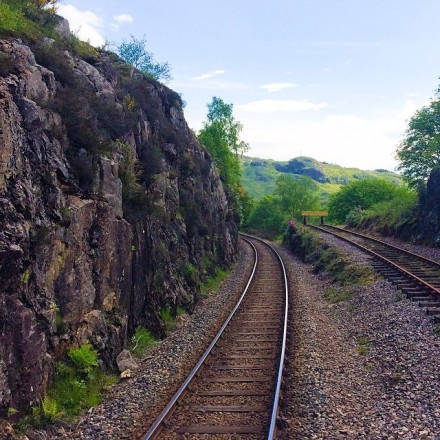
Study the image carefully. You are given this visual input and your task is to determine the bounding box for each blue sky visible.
[58,0,440,170]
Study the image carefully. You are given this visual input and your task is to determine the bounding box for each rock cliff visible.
[0,36,237,413]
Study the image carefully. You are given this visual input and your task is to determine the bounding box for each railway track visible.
[142,234,289,439]
[310,224,440,321]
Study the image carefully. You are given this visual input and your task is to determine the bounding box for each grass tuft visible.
[128,327,157,359]
[200,267,228,297]
[324,287,352,304]
[356,337,370,356]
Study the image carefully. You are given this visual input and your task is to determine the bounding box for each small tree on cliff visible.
[397,89,440,186]
[198,97,251,224]
[118,36,171,81]
[199,97,248,189]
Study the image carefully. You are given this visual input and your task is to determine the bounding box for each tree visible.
[248,195,285,237]
[205,97,249,156]
[198,97,251,224]
[397,96,440,186]
[274,174,319,220]
[328,178,399,223]
[118,36,171,81]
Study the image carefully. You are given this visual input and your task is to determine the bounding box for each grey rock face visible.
[54,15,71,40]
[116,349,138,373]
[0,38,237,412]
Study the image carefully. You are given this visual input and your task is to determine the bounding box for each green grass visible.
[324,287,353,304]
[200,266,228,297]
[182,262,199,285]
[30,345,116,427]
[176,306,186,316]
[356,337,371,356]
[0,0,56,39]
[285,223,375,286]
[160,307,176,333]
[128,327,158,358]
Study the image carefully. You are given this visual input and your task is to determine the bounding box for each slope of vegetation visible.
[241,156,401,202]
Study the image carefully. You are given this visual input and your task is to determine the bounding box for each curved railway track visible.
[142,234,289,439]
[310,224,440,321]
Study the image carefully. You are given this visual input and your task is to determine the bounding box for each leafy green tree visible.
[275,174,319,219]
[248,195,285,237]
[328,178,399,223]
[118,36,171,81]
[198,120,241,189]
[247,174,321,237]
[205,97,249,156]
[397,98,440,186]
[198,97,251,224]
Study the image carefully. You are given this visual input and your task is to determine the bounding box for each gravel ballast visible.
[353,229,440,263]
[32,240,254,440]
[276,233,440,439]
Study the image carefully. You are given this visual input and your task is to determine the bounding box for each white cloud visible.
[234,100,420,170]
[113,14,134,24]
[192,70,226,81]
[238,99,328,113]
[260,82,298,93]
[57,4,105,47]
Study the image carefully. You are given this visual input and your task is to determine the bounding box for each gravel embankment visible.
[34,240,254,440]
[276,236,440,439]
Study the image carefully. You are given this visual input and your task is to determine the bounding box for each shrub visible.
[324,287,352,304]
[328,178,401,223]
[355,186,418,231]
[160,307,176,333]
[356,337,370,356]
[0,2,36,38]
[65,34,98,61]
[176,306,186,316]
[33,42,77,87]
[182,263,199,285]
[32,344,115,426]
[128,327,157,358]
[67,344,98,378]
[285,223,375,286]
[117,141,150,213]
[200,266,228,297]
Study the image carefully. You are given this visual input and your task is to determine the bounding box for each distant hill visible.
[241,156,401,203]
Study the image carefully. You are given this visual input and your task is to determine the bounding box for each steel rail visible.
[142,237,259,439]
[241,232,289,440]
[310,224,440,296]
[323,224,440,268]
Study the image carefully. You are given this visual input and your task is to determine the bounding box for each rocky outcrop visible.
[0,38,237,413]
[418,168,440,244]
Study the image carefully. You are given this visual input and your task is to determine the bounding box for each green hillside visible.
[241,156,401,203]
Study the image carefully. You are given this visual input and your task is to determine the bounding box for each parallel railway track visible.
[310,224,440,321]
[142,234,289,439]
